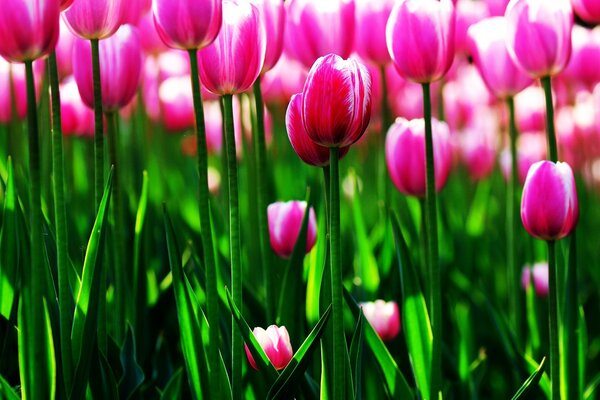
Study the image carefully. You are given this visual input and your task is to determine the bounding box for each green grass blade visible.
[0,373,20,400]
[160,368,184,400]
[0,158,18,320]
[511,357,546,400]
[132,170,149,332]
[118,325,145,399]
[349,309,365,399]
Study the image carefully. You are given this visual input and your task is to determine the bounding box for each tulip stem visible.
[188,50,221,399]
[547,240,560,399]
[223,93,242,399]
[541,76,558,163]
[329,147,345,400]
[422,82,442,399]
[252,78,273,322]
[565,230,579,400]
[91,38,104,210]
[506,96,522,345]
[380,65,391,209]
[48,51,73,392]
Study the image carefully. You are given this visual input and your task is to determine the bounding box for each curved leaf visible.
[512,357,546,400]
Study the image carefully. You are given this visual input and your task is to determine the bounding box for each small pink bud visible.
[360,300,401,342]
[521,262,549,297]
[267,201,317,259]
[245,325,294,371]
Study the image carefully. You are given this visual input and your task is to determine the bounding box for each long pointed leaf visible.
[0,373,19,400]
[0,158,18,319]
[512,357,546,400]
[349,309,365,399]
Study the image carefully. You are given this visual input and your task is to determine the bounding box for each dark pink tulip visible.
[386,117,453,197]
[0,57,44,123]
[386,0,456,84]
[60,0,75,10]
[64,0,126,40]
[521,262,549,297]
[302,54,372,148]
[267,200,317,259]
[572,0,600,24]
[198,1,266,95]
[467,17,533,99]
[152,0,222,50]
[285,0,355,69]
[136,10,168,55]
[360,300,401,342]
[561,26,600,91]
[121,0,150,24]
[158,75,195,132]
[244,325,294,371]
[455,0,489,56]
[251,0,286,74]
[55,17,77,79]
[261,54,308,106]
[505,0,573,78]
[500,132,547,184]
[0,0,60,62]
[73,24,142,111]
[354,0,395,66]
[521,160,578,241]
[60,76,94,137]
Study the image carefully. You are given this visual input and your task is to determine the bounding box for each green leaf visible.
[349,309,365,399]
[267,304,332,400]
[0,373,20,400]
[511,357,546,400]
[390,212,432,399]
[70,169,114,399]
[160,368,184,400]
[89,345,119,400]
[0,158,18,319]
[132,170,149,329]
[584,372,600,400]
[118,325,145,400]
[523,354,550,398]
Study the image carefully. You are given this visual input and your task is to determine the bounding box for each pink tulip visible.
[354,0,395,66]
[267,201,317,259]
[152,0,222,51]
[0,57,44,123]
[360,300,401,342]
[521,262,549,297]
[456,107,498,181]
[136,11,168,55]
[0,0,60,63]
[515,86,548,132]
[73,24,142,112]
[521,160,578,241]
[261,54,308,106]
[251,0,286,74]
[245,325,294,371]
[505,0,573,78]
[55,18,77,79]
[158,75,195,132]
[302,54,372,148]
[64,0,126,40]
[386,0,456,84]
[467,17,533,99]
[157,50,191,81]
[561,26,600,91]
[60,76,94,137]
[386,117,453,197]
[455,0,489,56]
[60,0,75,11]
[500,132,547,184]
[571,0,600,24]
[198,1,266,95]
[386,65,441,120]
[285,0,355,69]
[121,0,151,25]
[485,0,510,16]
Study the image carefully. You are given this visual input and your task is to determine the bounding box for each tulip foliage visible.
[2,0,600,399]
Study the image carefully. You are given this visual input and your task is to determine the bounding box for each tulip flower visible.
[244,325,294,371]
[121,0,151,25]
[360,300,401,342]
[521,263,549,297]
[261,54,308,106]
[455,0,489,56]
[485,0,510,16]
[386,0,455,84]
[0,58,28,123]
[562,26,600,91]
[456,108,498,181]
[571,0,600,24]
[251,0,286,74]
[267,201,317,259]
[354,0,395,66]
[64,0,126,40]
[500,132,547,184]
[136,10,168,55]
[60,0,74,9]
[60,76,94,137]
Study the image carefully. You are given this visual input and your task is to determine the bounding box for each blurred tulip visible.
[55,18,77,79]
[386,117,453,197]
[467,17,533,99]
[0,57,44,123]
[521,160,578,240]
[354,0,395,66]
[73,25,142,111]
[455,0,489,56]
[457,107,498,181]
[302,54,372,148]
[521,262,549,297]
[386,65,441,120]
[158,75,195,132]
[360,300,401,342]
[60,76,94,137]
[198,1,266,95]
[485,0,510,16]
[121,0,151,24]
[60,0,74,10]
[136,10,168,55]
[561,26,600,91]
[0,0,60,62]
[261,54,308,106]
[285,0,355,69]
[244,325,294,371]
[505,0,573,78]
[157,49,191,81]
[64,0,126,40]
[386,0,455,83]
[267,200,317,259]
[571,0,600,24]
[515,86,547,132]
[251,0,286,73]
[500,132,547,184]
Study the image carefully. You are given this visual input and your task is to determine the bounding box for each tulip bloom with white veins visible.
[267,201,317,259]
[244,325,294,371]
[361,300,401,342]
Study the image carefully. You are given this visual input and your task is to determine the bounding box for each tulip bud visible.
[302,54,372,148]
[386,0,456,84]
[354,0,395,66]
[571,0,600,24]
[250,0,286,74]
[244,325,294,371]
[386,117,453,197]
[360,300,401,342]
[267,201,317,259]
[64,0,126,40]
[521,262,549,297]
[60,76,94,137]
[505,0,574,78]
[121,0,151,25]
[521,160,578,241]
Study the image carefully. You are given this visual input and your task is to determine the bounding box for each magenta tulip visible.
[514,86,548,132]
[60,0,75,10]
[0,0,60,62]
[121,0,151,24]
[354,0,395,66]
[55,18,77,79]
[457,108,498,181]
[360,300,401,342]
[261,54,308,106]
[198,0,266,95]
[571,0,600,24]
[505,0,573,78]
[267,201,317,259]
[285,0,355,69]
[60,76,94,137]
[386,117,453,197]
[152,0,222,51]
[562,26,600,91]
[0,57,44,123]
[251,0,286,74]
[455,0,489,56]
[302,54,372,148]
[158,75,195,132]
[500,132,547,184]
[485,0,510,16]
[521,160,578,241]
[467,17,533,99]
[521,262,549,297]
[64,0,126,40]
[386,0,456,83]
[136,10,168,55]
[73,24,142,112]
[244,325,294,371]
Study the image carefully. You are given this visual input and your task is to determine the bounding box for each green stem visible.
[422,82,442,399]
[329,147,345,399]
[223,94,242,399]
[91,39,104,209]
[419,198,430,304]
[188,50,220,399]
[252,78,273,322]
[380,65,391,210]
[48,51,73,392]
[323,166,331,230]
[565,231,579,400]
[541,76,558,163]
[547,240,560,399]
[506,97,522,345]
